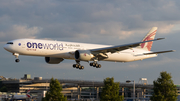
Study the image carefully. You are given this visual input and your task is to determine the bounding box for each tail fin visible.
[137,27,158,51]
[26,89,31,98]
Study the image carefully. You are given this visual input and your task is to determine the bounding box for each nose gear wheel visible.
[15,59,20,62]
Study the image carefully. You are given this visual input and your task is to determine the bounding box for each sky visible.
[1,0,180,84]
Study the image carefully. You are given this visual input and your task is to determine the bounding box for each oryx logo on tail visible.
[138,27,157,51]
[26,89,31,98]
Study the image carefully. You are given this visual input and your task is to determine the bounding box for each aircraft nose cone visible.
[3,44,10,51]
[3,44,7,50]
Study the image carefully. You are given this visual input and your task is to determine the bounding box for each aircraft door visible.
[21,41,26,48]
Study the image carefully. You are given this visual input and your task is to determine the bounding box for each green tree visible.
[44,78,67,101]
[101,77,124,101]
[0,86,7,92]
[150,71,178,101]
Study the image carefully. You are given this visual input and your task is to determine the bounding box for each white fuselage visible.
[4,39,157,62]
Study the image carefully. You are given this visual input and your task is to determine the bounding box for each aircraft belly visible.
[104,53,134,62]
[134,54,157,61]
[46,52,74,59]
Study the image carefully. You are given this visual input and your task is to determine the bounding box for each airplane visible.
[4,27,174,70]
[11,89,31,100]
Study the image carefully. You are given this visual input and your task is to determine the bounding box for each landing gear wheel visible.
[90,63,93,66]
[90,62,101,68]
[73,64,84,70]
[95,64,99,67]
[81,66,84,69]
[98,64,101,68]
[96,64,101,68]
[75,64,80,69]
[15,59,20,63]
[78,65,81,69]
[79,66,84,70]
[92,63,96,67]
[73,60,85,70]
[73,64,76,68]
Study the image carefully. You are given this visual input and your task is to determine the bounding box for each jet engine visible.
[45,57,64,64]
[75,50,94,61]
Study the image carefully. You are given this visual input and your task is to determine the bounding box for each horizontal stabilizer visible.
[143,50,175,55]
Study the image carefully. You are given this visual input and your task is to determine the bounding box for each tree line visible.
[43,71,178,101]
[4,71,174,101]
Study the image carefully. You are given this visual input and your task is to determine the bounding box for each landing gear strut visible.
[89,62,101,68]
[73,60,84,70]
[13,53,20,63]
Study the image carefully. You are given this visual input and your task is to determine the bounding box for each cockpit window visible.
[7,42,13,44]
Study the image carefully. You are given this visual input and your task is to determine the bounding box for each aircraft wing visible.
[143,50,175,55]
[90,38,164,54]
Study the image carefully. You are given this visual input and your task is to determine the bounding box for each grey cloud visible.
[0,0,180,83]
[0,25,42,42]
[1,0,180,41]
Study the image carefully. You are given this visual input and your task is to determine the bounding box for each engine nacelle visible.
[75,50,94,61]
[45,57,64,64]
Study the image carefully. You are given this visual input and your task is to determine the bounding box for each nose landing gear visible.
[13,53,20,63]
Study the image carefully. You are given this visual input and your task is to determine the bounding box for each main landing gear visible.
[73,60,101,70]
[73,60,84,70]
[89,62,101,68]
[13,53,20,63]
